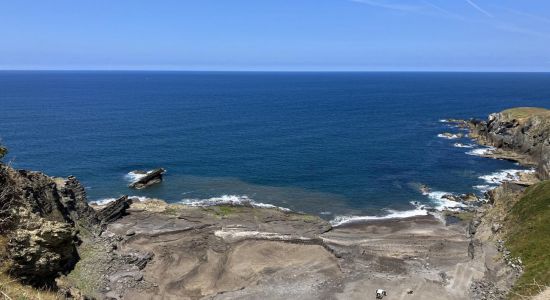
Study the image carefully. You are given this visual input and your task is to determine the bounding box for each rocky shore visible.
[0,107,548,299]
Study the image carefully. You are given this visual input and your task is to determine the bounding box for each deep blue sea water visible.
[1,71,549,221]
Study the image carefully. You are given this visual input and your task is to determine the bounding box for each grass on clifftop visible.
[501,107,549,120]
[506,180,550,299]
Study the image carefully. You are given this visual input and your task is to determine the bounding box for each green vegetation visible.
[444,211,475,222]
[501,107,549,120]
[210,205,238,217]
[506,180,550,299]
[64,242,104,298]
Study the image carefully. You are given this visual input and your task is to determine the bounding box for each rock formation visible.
[129,168,165,189]
[0,164,99,285]
[469,107,550,179]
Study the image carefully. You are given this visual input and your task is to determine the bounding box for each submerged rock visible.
[129,168,166,189]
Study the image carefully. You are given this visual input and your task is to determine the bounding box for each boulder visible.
[129,168,166,189]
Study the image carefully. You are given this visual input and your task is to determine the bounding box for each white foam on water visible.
[179,194,291,211]
[426,191,467,210]
[439,119,449,123]
[479,169,535,185]
[89,198,119,205]
[124,170,152,183]
[437,133,462,140]
[473,185,493,192]
[453,143,475,148]
[466,146,495,156]
[330,201,430,227]
[330,208,428,227]
[89,195,153,206]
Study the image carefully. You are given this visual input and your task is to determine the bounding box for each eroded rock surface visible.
[74,200,496,300]
[0,164,99,285]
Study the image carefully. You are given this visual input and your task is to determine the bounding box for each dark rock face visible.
[0,163,99,285]
[469,108,550,179]
[129,168,165,189]
[96,195,133,225]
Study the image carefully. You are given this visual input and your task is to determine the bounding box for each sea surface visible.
[1,71,549,223]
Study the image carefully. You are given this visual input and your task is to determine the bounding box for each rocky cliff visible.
[469,107,550,179]
[0,163,101,285]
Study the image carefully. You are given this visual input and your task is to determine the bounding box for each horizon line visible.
[1,69,550,73]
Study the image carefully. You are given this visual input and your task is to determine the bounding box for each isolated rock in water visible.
[442,194,460,202]
[419,184,431,195]
[96,195,133,224]
[129,168,165,189]
[7,218,77,283]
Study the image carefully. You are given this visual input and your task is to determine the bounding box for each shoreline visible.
[1,106,547,299]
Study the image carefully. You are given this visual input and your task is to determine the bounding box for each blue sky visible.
[1,0,549,71]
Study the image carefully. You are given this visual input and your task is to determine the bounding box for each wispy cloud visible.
[501,7,550,25]
[465,0,493,18]
[349,0,550,39]
[350,0,422,12]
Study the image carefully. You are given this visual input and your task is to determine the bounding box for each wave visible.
[89,195,152,206]
[473,185,492,192]
[466,146,495,156]
[179,194,291,211]
[426,191,467,210]
[331,207,428,227]
[124,170,153,183]
[330,189,470,227]
[453,143,475,148]
[437,133,462,140]
[479,169,535,185]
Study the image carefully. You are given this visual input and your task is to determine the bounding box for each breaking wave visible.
[89,195,152,206]
[179,194,291,211]
[453,143,475,148]
[124,170,153,183]
[330,206,428,227]
[466,146,495,156]
[437,133,462,140]
[479,169,535,185]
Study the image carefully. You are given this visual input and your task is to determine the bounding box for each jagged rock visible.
[129,168,165,189]
[460,193,479,202]
[468,107,550,179]
[97,196,133,225]
[0,163,100,285]
[491,223,501,233]
[7,218,77,283]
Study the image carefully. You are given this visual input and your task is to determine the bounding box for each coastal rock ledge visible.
[468,107,550,179]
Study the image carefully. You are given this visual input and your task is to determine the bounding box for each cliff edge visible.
[469,107,550,179]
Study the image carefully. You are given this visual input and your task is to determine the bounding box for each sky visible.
[1,0,549,71]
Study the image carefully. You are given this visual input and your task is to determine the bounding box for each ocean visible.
[1,71,549,223]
